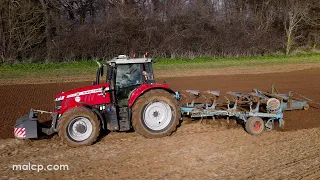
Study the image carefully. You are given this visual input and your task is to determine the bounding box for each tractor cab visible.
[105,55,155,106]
[94,55,156,106]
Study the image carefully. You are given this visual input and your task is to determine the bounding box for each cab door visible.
[115,63,143,106]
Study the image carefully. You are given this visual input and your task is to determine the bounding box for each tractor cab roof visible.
[107,55,153,65]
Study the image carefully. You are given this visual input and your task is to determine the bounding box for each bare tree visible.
[283,0,310,55]
[0,0,47,61]
[0,0,318,62]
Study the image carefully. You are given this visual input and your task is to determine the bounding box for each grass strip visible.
[0,54,319,80]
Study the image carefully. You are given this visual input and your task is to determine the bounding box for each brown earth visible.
[0,67,320,179]
[1,63,320,85]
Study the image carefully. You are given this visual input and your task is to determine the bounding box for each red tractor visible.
[14,55,180,147]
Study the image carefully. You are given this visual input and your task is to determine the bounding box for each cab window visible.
[144,62,155,83]
[116,64,143,88]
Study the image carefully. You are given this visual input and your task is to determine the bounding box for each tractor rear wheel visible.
[245,117,264,135]
[132,89,180,138]
[58,107,100,147]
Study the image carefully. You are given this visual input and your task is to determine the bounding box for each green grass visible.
[153,54,320,70]
[0,54,319,80]
[0,61,98,79]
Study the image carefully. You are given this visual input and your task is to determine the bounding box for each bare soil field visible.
[1,63,320,85]
[0,67,320,179]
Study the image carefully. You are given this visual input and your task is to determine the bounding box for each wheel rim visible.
[253,120,262,132]
[143,101,172,131]
[67,117,93,141]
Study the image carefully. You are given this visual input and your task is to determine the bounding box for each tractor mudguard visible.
[128,83,176,107]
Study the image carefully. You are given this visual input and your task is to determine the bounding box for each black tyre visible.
[58,107,100,147]
[132,89,180,138]
[245,117,264,135]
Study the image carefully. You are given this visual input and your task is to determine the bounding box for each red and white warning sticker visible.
[14,128,26,138]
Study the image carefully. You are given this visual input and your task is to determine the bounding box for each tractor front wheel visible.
[132,89,180,138]
[245,117,264,135]
[58,107,100,147]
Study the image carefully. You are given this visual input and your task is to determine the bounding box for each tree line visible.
[0,0,319,63]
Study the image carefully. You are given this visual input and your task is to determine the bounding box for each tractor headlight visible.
[55,100,62,110]
[55,96,64,101]
[54,96,64,110]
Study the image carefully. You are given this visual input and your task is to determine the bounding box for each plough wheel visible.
[132,89,180,138]
[245,117,264,135]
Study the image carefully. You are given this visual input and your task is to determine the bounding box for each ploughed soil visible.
[0,67,320,179]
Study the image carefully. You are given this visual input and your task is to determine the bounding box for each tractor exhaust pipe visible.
[95,61,102,85]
